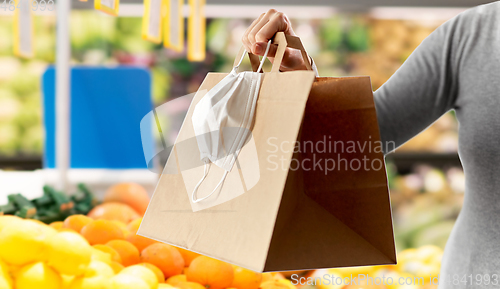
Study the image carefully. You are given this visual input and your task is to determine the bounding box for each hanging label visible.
[187,0,205,61]
[163,0,184,52]
[142,0,163,43]
[95,0,119,16]
[13,0,34,58]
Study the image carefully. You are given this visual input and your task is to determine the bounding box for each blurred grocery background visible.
[0,0,494,288]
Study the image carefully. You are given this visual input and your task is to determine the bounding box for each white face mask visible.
[190,40,271,203]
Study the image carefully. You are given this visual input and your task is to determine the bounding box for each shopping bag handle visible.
[271,32,313,72]
[233,32,312,73]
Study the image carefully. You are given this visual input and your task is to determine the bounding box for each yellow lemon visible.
[15,262,62,289]
[84,261,114,278]
[415,245,443,264]
[119,265,158,289]
[277,279,296,289]
[0,260,12,289]
[415,263,440,280]
[109,262,124,274]
[90,248,112,265]
[260,280,293,289]
[328,265,375,278]
[111,274,150,289]
[311,269,343,289]
[427,251,443,266]
[138,263,164,284]
[47,231,92,276]
[0,275,12,289]
[158,285,174,289]
[62,275,76,289]
[0,216,23,232]
[25,219,58,235]
[69,275,112,289]
[0,220,52,265]
[0,259,10,277]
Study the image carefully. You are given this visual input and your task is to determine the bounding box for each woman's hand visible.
[242,9,310,71]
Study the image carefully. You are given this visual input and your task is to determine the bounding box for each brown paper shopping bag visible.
[139,32,396,272]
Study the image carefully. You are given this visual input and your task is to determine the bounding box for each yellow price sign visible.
[95,0,119,16]
[13,0,34,58]
[142,0,164,43]
[163,0,184,52]
[187,0,205,61]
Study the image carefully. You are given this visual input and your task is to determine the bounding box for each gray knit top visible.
[374,1,500,288]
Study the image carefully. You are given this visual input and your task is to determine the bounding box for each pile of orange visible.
[0,183,299,289]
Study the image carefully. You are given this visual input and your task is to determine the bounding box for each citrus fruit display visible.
[0,182,443,289]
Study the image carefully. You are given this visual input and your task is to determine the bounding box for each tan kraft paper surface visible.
[138,33,396,272]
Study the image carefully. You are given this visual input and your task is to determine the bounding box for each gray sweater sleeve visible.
[373,14,464,154]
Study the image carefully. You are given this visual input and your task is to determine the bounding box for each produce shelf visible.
[386,152,461,174]
[0,155,43,171]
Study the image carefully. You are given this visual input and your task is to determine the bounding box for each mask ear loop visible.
[192,160,230,203]
[257,40,272,73]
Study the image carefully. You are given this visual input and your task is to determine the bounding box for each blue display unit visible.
[42,66,154,169]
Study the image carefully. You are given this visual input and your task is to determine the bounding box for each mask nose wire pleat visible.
[191,40,271,204]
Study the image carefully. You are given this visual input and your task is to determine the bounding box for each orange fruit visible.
[261,273,285,282]
[141,243,184,278]
[126,232,157,252]
[176,248,201,267]
[93,244,122,263]
[104,183,150,215]
[126,218,142,231]
[139,263,165,283]
[166,274,187,286]
[177,281,206,289]
[63,215,93,233]
[111,221,130,237]
[81,220,125,245]
[110,261,125,274]
[87,202,140,223]
[186,256,234,289]
[106,240,140,266]
[231,266,261,289]
[260,280,294,289]
[125,218,157,251]
[49,221,64,230]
